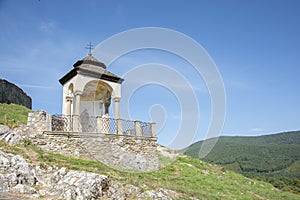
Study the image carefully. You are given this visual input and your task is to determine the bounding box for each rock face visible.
[0,151,37,194]
[48,168,110,200]
[0,124,178,199]
[103,182,177,200]
[0,149,110,199]
[0,124,28,146]
[0,149,177,200]
[0,79,32,109]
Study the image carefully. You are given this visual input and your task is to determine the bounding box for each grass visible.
[184,132,300,194]
[0,103,31,128]
[0,141,299,200]
[0,103,299,199]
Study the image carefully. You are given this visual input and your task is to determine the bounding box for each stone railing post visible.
[96,116,103,133]
[73,115,81,132]
[113,97,122,135]
[126,130,131,136]
[135,120,142,136]
[46,114,52,131]
[116,119,122,135]
[65,115,72,131]
[151,122,156,137]
[103,114,110,134]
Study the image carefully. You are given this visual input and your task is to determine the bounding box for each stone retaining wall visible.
[27,111,158,171]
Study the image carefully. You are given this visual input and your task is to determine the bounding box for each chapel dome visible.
[73,54,106,69]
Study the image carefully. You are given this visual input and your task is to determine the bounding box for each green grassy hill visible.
[184,132,300,194]
[0,141,299,199]
[0,103,31,127]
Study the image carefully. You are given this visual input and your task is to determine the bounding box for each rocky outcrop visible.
[0,149,178,200]
[0,124,179,199]
[48,168,110,200]
[103,182,179,200]
[0,124,29,146]
[0,150,110,199]
[0,151,37,194]
[0,125,111,199]
[0,79,32,109]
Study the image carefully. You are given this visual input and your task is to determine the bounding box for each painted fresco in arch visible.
[80,80,112,118]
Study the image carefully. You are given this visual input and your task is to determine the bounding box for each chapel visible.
[59,51,124,132]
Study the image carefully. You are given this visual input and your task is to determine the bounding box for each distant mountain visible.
[184,131,300,194]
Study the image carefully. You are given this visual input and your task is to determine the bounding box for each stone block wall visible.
[0,79,32,109]
[27,110,51,133]
[86,134,158,171]
[41,132,158,171]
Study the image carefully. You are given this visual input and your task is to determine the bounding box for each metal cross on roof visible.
[86,42,94,56]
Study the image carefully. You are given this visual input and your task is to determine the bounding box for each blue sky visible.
[0,0,299,147]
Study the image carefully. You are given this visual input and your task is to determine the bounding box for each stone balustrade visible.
[50,114,156,138]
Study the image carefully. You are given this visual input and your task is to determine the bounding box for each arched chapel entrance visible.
[80,80,112,117]
[80,80,112,132]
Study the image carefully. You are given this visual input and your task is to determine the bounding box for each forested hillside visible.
[184,131,300,194]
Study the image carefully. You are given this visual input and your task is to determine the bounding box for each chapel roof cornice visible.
[59,55,124,85]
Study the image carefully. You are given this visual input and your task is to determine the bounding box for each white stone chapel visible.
[59,52,124,131]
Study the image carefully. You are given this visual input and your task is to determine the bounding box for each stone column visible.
[73,91,82,132]
[65,96,73,131]
[74,91,82,116]
[113,97,121,119]
[113,97,122,134]
[65,96,72,116]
